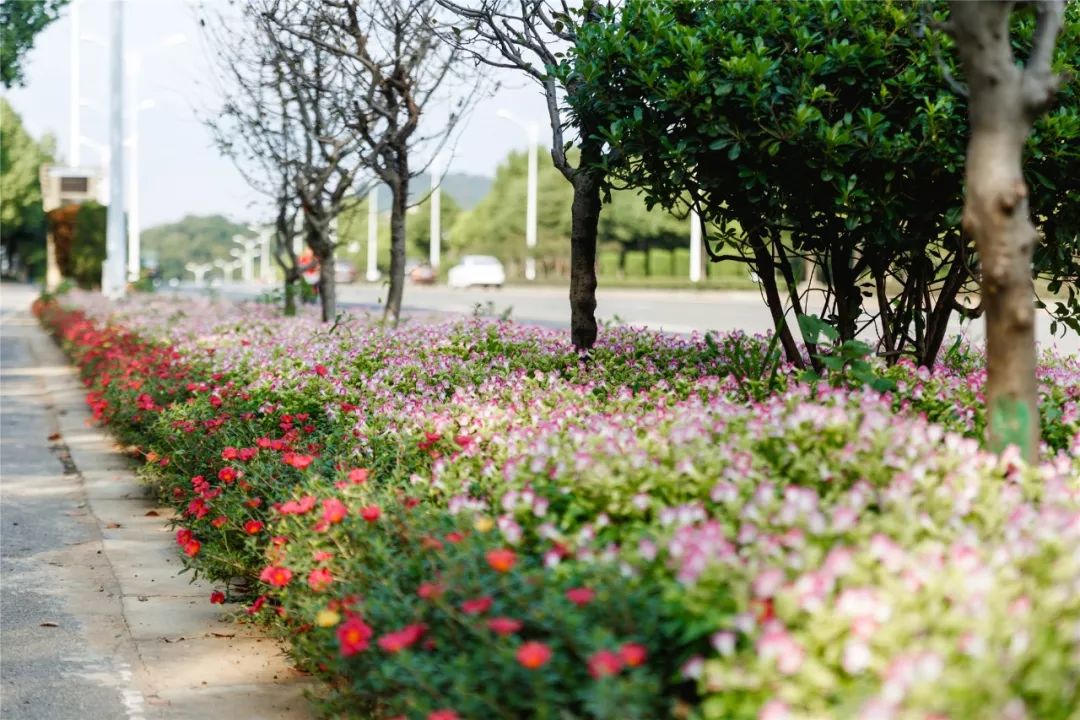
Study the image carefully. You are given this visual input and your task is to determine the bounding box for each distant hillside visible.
[142,214,254,280]
[406,172,492,210]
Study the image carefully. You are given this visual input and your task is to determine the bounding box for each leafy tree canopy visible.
[141,215,255,281]
[571,0,1080,366]
[1,0,70,88]
[1,98,55,277]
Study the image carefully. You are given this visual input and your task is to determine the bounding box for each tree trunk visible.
[384,164,409,326]
[750,239,806,370]
[283,278,297,317]
[318,255,336,322]
[948,0,1065,461]
[569,168,601,351]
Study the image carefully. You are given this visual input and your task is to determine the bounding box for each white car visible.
[447,255,506,289]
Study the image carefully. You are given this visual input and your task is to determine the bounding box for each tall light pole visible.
[185,262,213,286]
[231,235,260,282]
[366,186,379,281]
[257,226,274,283]
[126,34,185,282]
[69,0,81,166]
[690,209,703,283]
[429,154,445,271]
[103,0,126,299]
[497,109,539,281]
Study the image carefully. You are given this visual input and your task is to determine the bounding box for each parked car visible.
[447,255,506,289]
[408,261,437,285]
[334,260,358,284]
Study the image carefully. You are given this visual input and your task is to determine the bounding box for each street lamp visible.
[428,153,446,271]
[126,33,187,282]
[231,234,261,283]
[496,109,539,281]
[690,210,703,283]
[213,258,242,282]
[185,261,213,286]
[366,186,380,282]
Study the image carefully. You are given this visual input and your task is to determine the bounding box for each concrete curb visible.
[24,296,315,719]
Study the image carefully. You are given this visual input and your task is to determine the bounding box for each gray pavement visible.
[186,281,1080,355]
[0,282,313,720]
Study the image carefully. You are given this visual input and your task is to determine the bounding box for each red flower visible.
[337,616,373,657]
[486,548,517,573]
[210,591,226,604]
[259,565,293,588]
[244,519,264,534]
[176,528,193,546]
[313,550,334,562]
[211,515,228,528]
[587,649,624,678]
[256,437,273,449]
[445,531,465,544]
[360,505,381,523]
[217,467,238,483]
[313,363,329,377]
[238,447,258,461]
[565,587,595,606]
[619,643,647,667]
[183,538,201,557]
[347,467,369,484]
[284,453,314,470]
[460,596,493,615]
[323,498,348,524]
[376,623,426,653]
[221,447,239,460]
[307,567,333,592]
[417,582,445,600]
[247,594,267,615]
[278,495,317,515]
[427,711,459,720]
[486,617,522,636]
[421,535,444,551]
[516,641,553,669]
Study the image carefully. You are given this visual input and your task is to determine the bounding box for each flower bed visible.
[35,292,1080,720]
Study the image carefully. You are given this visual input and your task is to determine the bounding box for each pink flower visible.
[757,626,804,675]
[460,596,493,615]
[752,568,785,598]
[516,641,553,669]
[360,505,381,522]
[759,700,792,720]
[313,550,334,562]
[259,565,293,588]
[347,467,368,484]
[323,498,348,524]
[587,649,624,678]
[486,617,522,636]
[619,643,647,667]
[221,447,239,460]
[337,616,373,657]
[565,587,595,606]
[417,582,445,600]
[307,567,333,592]
[427,711,459,720]
[377,624,426,653]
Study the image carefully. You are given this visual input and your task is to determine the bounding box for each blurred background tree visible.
[0,98,55,280]
[1,0,70,88]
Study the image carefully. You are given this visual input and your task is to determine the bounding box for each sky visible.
[2,0,551,231]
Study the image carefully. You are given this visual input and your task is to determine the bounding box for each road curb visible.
[23,295,316,719]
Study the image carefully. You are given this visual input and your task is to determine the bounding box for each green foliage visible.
[570,0,1080,364]
[70,201,106,289]
[0,0,69,88]
[0,98,55,277]
[141,215,255,280]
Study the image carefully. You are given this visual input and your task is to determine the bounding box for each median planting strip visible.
[36,290,1080,720]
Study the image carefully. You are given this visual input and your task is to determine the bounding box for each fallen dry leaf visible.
[144,510,160,517]
[48,432,61,441]
[105,522,122,529]
[40,622,59,628]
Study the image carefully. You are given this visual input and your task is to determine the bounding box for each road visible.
[179,281,1080,356]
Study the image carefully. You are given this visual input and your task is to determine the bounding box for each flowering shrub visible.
[35,291,1080,720]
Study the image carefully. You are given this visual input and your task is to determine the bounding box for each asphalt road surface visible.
[179,281,1080,356]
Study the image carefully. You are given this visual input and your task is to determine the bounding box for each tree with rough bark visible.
[206,2,366,322]
[267,0,480,326]
[1,0,69,88]
[438,0,609,350]
[945,0,1067,461]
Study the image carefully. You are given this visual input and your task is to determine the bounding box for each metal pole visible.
[689,209,702,283]
[259,228,272,282]
[104,0,126,298]
[525,123,538,281]
[127,56,140,282]
[366,186,379,281]
[429,157,442,271]
[69,0,81,167]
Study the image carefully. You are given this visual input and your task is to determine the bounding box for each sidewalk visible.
[0,283,313,720]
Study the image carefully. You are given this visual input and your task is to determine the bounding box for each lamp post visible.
[185,261,213,286]
[232,234,260,282]
[496,109,539,281]
[126,33,186,282]
[690,210,703,283]
[103,0,126,299]
[69,0,81,167]
[366,186,380,282]
[255,226,274,283]
[429,153,446,271]
[213,258,241,282]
